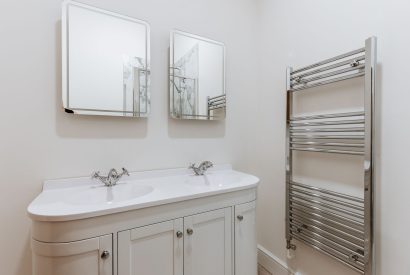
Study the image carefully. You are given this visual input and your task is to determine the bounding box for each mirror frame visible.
[169,30,226,120]
[61,0,151,117]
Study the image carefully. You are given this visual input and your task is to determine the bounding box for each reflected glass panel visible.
[170,31,226,120]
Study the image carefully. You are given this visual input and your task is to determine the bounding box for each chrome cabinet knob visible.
[176,231,183,238]
[187,228,194,235]
[101,250,110,260]
[237,215,244,221]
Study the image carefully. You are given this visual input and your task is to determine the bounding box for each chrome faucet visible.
[189,161,214,176]
[92,168,129,187]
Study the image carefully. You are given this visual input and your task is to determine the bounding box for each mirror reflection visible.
[169,31,226,120]
[62,1,150,117]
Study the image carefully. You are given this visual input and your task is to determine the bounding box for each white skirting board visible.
[257,245,294,275]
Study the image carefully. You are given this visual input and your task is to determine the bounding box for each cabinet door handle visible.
[187,228,194,235]
[101,250,110,260]
[237,215,244,221]
[176,231,183,238]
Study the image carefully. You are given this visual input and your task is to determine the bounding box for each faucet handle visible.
[200,161,214,168]
[92,171,100,179]
[121,168,129,176]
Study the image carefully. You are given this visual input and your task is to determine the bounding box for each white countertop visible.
[27,165,259,222]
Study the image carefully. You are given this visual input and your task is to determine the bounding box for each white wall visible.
[2,1,410,274]
[0,0,259,274]
[254,0,410,274]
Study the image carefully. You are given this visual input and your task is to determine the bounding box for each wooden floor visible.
[258,264,273,275]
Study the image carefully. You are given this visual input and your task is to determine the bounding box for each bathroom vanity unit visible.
[27,165,259,275]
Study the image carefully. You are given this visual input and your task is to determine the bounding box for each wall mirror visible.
[169,30,226,120]
[62,1,150,117]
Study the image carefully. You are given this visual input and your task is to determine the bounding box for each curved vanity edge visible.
[27,167,259,222]
[27,184,258,222]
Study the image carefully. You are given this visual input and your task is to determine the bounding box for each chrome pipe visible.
[290,119,365,127]
[290,55,366,80]
[208,101,225,106]
[362,36,377,275]
[289,187,364,212]
[291,231,364,272]
[289,220,364,253]
[291,147,364,155]
[208,103,226,108]
[291,47,365,75]
[290,209,364,238]
[290,227,365,264]
[291,229,365,264]
[292,64,365,86]
[290,213,364,246]
[208,105,226,109]
[290,204,365,232]
[290,71,365,92]
[291,141,364,148]
[208,106,225,110]
[208,106,226,110]
[208,94,225,99]
[289,194,364,219]
[290,111,364,121]
[291,234,365,274]
[290,201,364,228]
[290,181,364,203]
[291,135,364,140]
[208,97,226,102]
[290,228,365,266]
[209,96,225,100]
[290,127,364,133]
[285,67,293,247]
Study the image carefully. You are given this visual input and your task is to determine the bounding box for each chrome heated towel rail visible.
[285,37,376,274]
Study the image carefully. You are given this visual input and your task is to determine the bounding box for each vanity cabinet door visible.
[184,208,232,275]
[118,219,183,275]
[235,201,257,275]
[32,234,112,275]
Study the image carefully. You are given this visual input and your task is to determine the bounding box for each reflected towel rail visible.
[207,94,226,116]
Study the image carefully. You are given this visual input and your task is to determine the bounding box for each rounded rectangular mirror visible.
[62,1,150,117]
[169,30,226,120]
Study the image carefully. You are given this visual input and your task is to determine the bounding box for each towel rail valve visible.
[349,254,359,262]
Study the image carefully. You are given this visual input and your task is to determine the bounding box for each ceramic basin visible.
[183,172,243,188]
[27,164,259,221]
[64,184,154,205]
